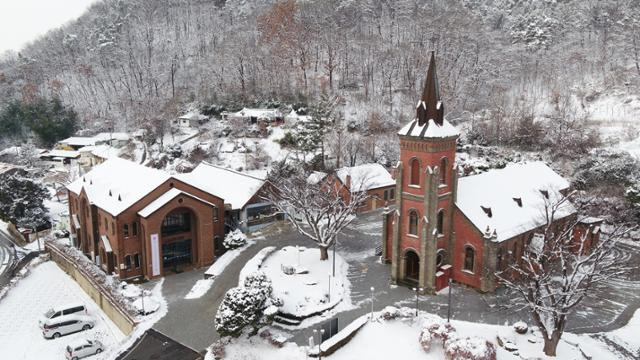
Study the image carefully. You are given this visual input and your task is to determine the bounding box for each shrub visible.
[214,286,267,338]
[223,229,247,249]
[419,328,433,352]
[444,337,497,360]
[513,321,528,334]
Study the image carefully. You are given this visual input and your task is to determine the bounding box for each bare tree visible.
[497,194,628,356]
[264,167,370,260]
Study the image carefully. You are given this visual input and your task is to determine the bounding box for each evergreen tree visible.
[0,172,50,230]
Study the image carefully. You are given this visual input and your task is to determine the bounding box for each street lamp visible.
[140,287,146,315]
[447,278,453,323]
[313,328,325,360]
[328,273,331,303]
[332,235,337,277]
[413,287,424,316]
[370,286,375,321]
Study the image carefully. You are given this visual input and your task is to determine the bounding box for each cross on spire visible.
[416,51,444,126]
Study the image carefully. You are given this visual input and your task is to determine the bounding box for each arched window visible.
[464,246,475,272]
[440,157,448,184]
[408,210,419,235]
[410,158,420,186]
[497,248,503,271]
[436,209,444,235]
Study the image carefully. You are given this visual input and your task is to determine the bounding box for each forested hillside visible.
[0,0,638,144]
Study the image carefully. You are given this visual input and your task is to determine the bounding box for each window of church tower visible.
[437,209,444,235]
[410,158,420,186]
[408,210,418,235]
[440,157,447,184]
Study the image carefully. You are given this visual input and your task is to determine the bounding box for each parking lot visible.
[0,260,124,359]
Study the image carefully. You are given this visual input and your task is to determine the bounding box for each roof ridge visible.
[199,161,266,181]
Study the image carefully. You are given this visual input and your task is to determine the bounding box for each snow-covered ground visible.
[216,307,623,360]
[259,246,352,318]
[604,309,640,357]
[0,261,125,360]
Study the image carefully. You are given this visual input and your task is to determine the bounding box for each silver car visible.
[39,303,87,329]
[65,339,104,360]
[42,314,95,339]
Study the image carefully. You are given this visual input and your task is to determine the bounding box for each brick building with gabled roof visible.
[381,52,601,293]
[67,158,226,280]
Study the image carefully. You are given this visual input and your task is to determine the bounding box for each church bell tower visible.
[382,52,460,293]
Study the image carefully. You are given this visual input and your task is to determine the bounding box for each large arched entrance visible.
[161,207,198,273]
[405,249,420,283]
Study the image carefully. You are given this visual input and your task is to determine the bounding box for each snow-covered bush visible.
[426,320,457,344]
[574,149,640,190]
[214,286,266,338]
[419,328,433,352]
[223,229,247,249]
[215,271,279,338]
[381,306,401,320]
[513,321,528,334]
[444,336,497,360]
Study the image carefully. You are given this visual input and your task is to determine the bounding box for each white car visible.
[65,339,104,360]
[42,314,95,339]
[39,303,87,329]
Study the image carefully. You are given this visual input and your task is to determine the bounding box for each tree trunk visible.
[543,331,562,356]
[319,246,329,260]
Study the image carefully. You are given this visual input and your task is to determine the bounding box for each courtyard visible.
[147,210,640,353]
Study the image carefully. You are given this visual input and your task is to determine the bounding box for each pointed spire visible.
[417,51,444,126]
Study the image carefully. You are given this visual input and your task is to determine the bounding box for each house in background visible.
[39,149,81,165]
[58,132,130,150]
[173,111,209,129]
[78,144,122,168]
[312,163,396,213]
[228,108,284,126]
[176,162,277,237]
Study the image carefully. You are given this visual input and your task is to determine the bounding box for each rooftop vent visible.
[480,206,492,218]
[108,189,112,196]
[118,194,121,201]
[513,197,522,207]
[540,190,549,199]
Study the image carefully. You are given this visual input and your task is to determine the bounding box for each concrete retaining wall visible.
[47,244,137,335]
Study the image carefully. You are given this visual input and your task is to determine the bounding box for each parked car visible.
[42,315,95,339]
[39,303,87,328]
[65,339,104,360]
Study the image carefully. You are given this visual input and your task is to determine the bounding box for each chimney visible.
[346,174,351,190]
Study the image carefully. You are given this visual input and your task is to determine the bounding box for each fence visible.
[46,243,137,335]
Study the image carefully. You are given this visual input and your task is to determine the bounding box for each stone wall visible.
[46,243,137,335]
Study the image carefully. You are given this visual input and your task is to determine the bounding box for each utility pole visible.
[447,278,452,322]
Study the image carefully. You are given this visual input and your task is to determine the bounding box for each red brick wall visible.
[451,208,484,289]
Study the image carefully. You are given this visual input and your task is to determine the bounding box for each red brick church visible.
[381,53,602,293]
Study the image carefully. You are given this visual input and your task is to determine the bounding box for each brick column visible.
[446,165,460,264]
[420,166,438,294]
[480,230,498,292]
[390,161,403,284]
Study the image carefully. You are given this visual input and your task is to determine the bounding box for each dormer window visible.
[513,197,522,207]
[540,190,549,199]
[481,206,492,218]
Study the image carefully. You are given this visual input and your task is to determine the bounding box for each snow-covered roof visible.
[138,188,215,218]
[336,163,395,193]
[397,118,459,139]
[59,137,97,147]
[232,108,281,119]
[79,145,121,160]
[176,162,266,210]
[456,162,576,242]
[178,111,209,121]
[307,171,327,185]
[93,132,130,142]
[67,158,170,216]
[40,149,81,159]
